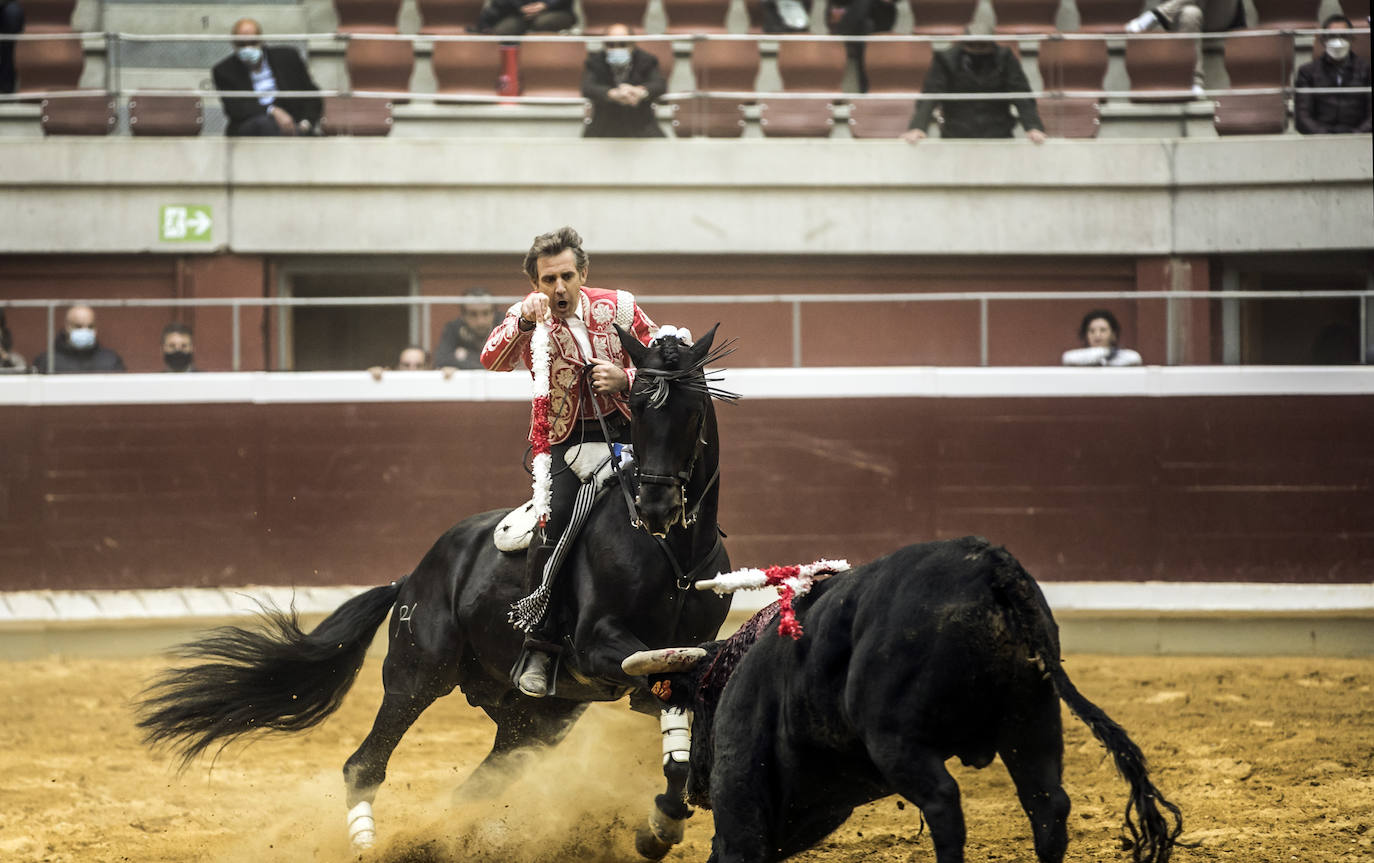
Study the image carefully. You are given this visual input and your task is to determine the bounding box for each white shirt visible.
[565,312,594,361]
[251,59,277,107]
[1061,346,1143,367]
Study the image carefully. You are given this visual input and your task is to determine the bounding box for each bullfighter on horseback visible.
[480,225,658,698]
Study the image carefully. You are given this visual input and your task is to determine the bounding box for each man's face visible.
[397,348,427,370]
[531,248,586,320]
[1323,20,1350,45]
[162,332,193,354]
[65,306,96,335]
[462,303,495,333]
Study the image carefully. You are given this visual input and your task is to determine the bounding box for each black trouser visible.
[0,1,24,95]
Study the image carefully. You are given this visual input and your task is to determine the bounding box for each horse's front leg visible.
[636,699,694,859]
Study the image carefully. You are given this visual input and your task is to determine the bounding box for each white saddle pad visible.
[494,500,539,553]
[492,444,627,553]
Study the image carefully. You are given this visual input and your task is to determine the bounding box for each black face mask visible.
[164,350,194,372]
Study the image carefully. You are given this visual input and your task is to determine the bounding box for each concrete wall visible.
[0,136,1369,256]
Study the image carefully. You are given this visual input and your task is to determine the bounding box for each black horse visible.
[137,325,737,858]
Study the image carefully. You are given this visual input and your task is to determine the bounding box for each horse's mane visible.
[636,335,742,410]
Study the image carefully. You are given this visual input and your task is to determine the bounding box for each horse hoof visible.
[634,826,674,860]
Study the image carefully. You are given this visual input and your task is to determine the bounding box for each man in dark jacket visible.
[475,0,576,35]
[33,304,126,374]
[901,23,1046,143]
[1296,15,1372,135]
[211,18,322,136]
[581,24,667,138]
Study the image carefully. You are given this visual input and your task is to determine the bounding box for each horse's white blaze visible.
[621,646,707,676]
[661,707,692,765]
[348,800,376,850]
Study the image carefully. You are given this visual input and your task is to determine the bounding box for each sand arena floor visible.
[0,653,1371,863]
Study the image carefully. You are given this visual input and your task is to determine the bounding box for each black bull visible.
[627,536,1183,863]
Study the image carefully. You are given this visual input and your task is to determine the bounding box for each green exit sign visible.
[159,205,213,242]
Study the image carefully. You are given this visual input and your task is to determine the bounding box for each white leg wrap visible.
[648,800,687,844]
[348,800,377,850]
[660,707,692,765]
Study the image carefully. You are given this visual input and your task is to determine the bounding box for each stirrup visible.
[512,641,560,698]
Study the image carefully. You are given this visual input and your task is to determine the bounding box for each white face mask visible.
[68,327,96,349]
[236,45,263,66]
[1325,38,1350,61]
[606,47,631,66]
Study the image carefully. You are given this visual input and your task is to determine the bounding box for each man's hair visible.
[1079,309,1121,342]
[161,322,193,341]
[399,344,430,362]
[522,227,589,281]
[231,17,263,37]
[1320,13,1353,29]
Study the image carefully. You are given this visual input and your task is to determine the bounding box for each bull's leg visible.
[454,699,589,800]
[998,707,1070,863]
[636,705,693,860]
[871,742,966,863]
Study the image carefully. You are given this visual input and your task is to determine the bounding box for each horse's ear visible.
[616,324,650,367]
[688,323,720,364]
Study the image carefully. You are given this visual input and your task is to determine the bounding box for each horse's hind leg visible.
[454,699,590,800]
[998,699,1070,863]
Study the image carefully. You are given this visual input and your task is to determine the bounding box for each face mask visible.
[68,327,96,350]
[606,47,631,66]
[1325,38,1350,61]
[164,350,193,372]
[237,45,263,66]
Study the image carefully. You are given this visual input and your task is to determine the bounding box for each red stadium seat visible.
[863,39,934,92]
[637,39,677,82]
[1124,36,1197,101]
[128,95,204,136]
[662,0,732,33]
[689,38,760,91]
[344,35,415,94]
[1037,37,1108,137]
[909,0,979,34]
[1214,32,1292,134]
[758,98,836,136]
[40,93,115,135]
[581,0,651,32]
[669,95,747,136]
[991,0,1060,34]
[519,39,587,97]
[431,39,503,93]
[416,0,487,32]
[321,96,395,135]
[15,33,83,94]
[1249,0,1322,29]
[846,97,916,137]
[1075,0,1144,32]
[775,39,847,91]
[334,0,403,33]
[18,0,76,31]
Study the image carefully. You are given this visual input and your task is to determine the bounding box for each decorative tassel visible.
[696,560,851,640]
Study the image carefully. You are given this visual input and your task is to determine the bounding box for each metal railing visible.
[4,288,1370,372]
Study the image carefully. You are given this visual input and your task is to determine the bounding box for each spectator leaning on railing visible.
[160,323,196,373]
[581,24,668,138]
[1061,309,1142,367]
[1295,16,1372,135]
[32,304,127,374]
[0,0,22,95]
[901,22,1046,144]
[212,18,322,136]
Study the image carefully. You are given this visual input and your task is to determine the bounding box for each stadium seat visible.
[1038,99,1101,135]
[1037,37,1107,137]
[581,0,651,32]
[689,38,760,91]
[742,0,767,32]
[1249,0,1322,29]
[759,98,836,136]
[863,39,935,92]
[846,97,916,137]
[39,93,115,135]
[1214,32,1292,134]
[128,95,204,136]
[334,0,404,33]
[638,39,677,82]
[14,33,83,94]
[1124,36,1197,101]
[1339,0,1370,23]
[1075,0,1143,32]
[669,95,747,135]
[344,35,416,93]
[18,0,75,30]
[519,40,588,97]
[416,0,487,32]
[909,0,979,34]
[991,0,1060,34]
[321,96,395,135]
[775,39,848,91]
[663,0,733,32]
[431,39,503,93]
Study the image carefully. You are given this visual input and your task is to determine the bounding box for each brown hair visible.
[522,227,589,281]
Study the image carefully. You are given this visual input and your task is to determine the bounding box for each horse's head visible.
[617,323,737,538]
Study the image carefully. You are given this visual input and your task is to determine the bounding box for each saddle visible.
[493,442,633,553]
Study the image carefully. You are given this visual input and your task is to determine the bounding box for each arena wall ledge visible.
[0,136,1369,256]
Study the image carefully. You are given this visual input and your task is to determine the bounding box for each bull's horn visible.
[622,647,708,676]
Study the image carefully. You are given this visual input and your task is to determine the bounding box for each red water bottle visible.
[497,44,521,100]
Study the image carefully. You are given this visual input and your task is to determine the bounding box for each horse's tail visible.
[136,578,406,769]
[988,546,1183,863]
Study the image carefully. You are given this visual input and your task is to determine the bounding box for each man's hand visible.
[900,128,927,144]
[520,291,551,324]
[588,357,628,394]
[521,1,547,17]
[1027,129,1047,144]
[269,105,296,135]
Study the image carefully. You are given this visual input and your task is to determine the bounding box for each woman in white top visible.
[1061,309,1143,367]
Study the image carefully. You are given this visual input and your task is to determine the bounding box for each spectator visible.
[0,0,22,95]
[1061,309,1142,367]
[1125,0,1245,96]
[763,0,814,32]
[1295,15,1372,135]
[436,290,499,369]
[827,0,897,92]
[0,308,27,373]
[32,304,127,374]
[581,25,668,139]
[160,322,196,372]
[369,345,431,380]
[211,18,322,137]
[902,23,1046,144]
[474,0,575,35]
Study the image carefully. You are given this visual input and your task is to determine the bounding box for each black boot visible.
[513,541,558,697]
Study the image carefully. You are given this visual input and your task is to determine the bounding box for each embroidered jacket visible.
[480,286,656,444]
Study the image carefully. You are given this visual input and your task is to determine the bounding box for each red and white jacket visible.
[480,286,656,445]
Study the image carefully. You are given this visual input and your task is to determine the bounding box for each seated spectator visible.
[1061,309,1142,367]
[901,22,1046,144]
[1125,0,1245,96]
[436,290,498,369]
[0,0,22,95]
[32,304,127,374]
[0,309,27,373]
[160,322,196,372]
[1295,15,1372,135]
[764,0,814,32]
[474,0,575,35]
[369,345,431,380]
[211,18,322,137]
[581,25,668,139]
[827,0,897,92]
